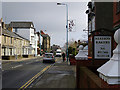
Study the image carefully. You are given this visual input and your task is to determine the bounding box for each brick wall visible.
[77,66,120,88]
[113,2,120,27]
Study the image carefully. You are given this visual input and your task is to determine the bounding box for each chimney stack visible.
[1,18,6,29]
[8,27,13,32]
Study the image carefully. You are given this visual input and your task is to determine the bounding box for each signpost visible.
[94,36,111,59]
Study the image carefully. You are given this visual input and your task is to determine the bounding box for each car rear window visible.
[56,51,61,53]
[45,54,52,58]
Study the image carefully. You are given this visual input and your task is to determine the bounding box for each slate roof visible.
[14,33,30,41]
[41,34,50,37]
[8,21,34,28]
[2,29,29,41]
[2,29,20,38]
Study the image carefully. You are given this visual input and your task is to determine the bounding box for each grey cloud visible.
[2,2,88,46]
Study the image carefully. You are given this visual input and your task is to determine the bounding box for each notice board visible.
[94,36,111,59]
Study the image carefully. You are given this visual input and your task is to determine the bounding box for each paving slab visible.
[33,61,76,88]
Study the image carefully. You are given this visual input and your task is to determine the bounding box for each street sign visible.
[94,36,111,59]
[68,20,76,32]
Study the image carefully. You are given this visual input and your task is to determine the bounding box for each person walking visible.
[62,52,65,62]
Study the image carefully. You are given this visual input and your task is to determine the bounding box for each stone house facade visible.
[2,21,31,60]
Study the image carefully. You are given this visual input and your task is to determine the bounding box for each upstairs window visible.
[15,28,17,32]
[4,36,6,43]
[116,1,120,13]
[10,37,12,44]
[31,36,34,43]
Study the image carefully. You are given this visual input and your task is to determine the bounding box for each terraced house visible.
[7,21,36,56]
[1,21,31,60]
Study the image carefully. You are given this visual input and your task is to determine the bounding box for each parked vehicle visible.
[56,49,62,57]
[43,53,55,63]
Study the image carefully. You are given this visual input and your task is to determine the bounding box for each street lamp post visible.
[57,3,69,62]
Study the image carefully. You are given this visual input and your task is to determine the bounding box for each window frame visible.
[116,1,120,14]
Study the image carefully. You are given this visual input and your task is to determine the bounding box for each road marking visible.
[19,65,51,89]
[55,58,60,62]
[12,64,23,69]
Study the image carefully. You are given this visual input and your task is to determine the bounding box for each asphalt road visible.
[2,57,60,89]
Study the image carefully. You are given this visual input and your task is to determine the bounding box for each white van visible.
[56,49,62,57]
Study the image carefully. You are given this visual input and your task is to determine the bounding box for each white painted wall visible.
[13,27,35,55]
[30,28,35,48]
[35,33,38,56]
[13,28,30,40]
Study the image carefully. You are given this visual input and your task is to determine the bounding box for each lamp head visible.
[57,3,61,5]
[57,3,66,5]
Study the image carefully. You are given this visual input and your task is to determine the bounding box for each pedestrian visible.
[62,52,65,62]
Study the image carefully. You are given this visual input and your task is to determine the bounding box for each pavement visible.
[2,56,42,64]
[32,60,76,88]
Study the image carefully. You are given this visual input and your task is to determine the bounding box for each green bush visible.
[68,47,78,56]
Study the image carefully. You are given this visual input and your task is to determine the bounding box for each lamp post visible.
[57,3,69,62]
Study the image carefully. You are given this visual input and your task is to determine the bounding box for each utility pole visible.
[57,3,69,63]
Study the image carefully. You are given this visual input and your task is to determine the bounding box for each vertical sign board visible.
[94,36,111,59]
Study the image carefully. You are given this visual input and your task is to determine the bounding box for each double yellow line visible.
[19,65,51,89]
[19,58,60,89]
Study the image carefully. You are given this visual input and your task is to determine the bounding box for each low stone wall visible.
[69,55,76,65]
[2,55,22,60]
[28,55,35,58]
[22,55,29,58]
[2,56,15,60]
[77,67,101,88]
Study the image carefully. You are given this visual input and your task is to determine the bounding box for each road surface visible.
[2,57,61,89]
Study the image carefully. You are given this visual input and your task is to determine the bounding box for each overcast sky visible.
[2,1,89,47]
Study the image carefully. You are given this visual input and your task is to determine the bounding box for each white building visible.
[35,32,39,56]
[7,22,36,55]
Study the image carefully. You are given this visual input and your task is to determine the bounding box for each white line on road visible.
[12,64,23,69]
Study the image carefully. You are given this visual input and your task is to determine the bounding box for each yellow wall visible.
[2,34,30,56]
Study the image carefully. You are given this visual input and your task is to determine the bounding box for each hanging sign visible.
[68,20,76,32]
[94,36,111,59]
